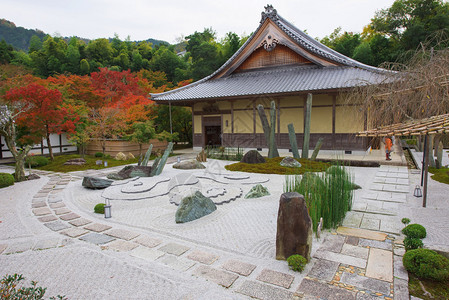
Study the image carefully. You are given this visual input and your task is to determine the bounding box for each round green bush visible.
[401,218,411,226]
[403,248,449,282]
[25,155,49,167]
[402,224,427,239]
[0,173,14,188]
[94,152,104,158]
[94,203,105,214]
[287,254,307,272]
[404,237,423,251]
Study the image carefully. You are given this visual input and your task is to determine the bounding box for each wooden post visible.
[423,135,429,207]
[421,135,427,187]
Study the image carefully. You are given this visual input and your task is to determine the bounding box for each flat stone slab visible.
[60,227,89,238]
[314,250,367,269]
[360,218,380,231]
[394,255,408,281]
[32,201,46,208]
[4,242,33,254]
[346,236,359,246]
[54,208,71,215]
[222,259,256,276]
[307,259,340,282]
[59,212,80,221]
[341,244,369,260]
[32,207,52,216]
[297,278,356,300]
[104,240,138,252]
[187,250,219,265]
[33,238,59,250]
[84,223,112,232]
[365,248,393,282]
[44,220,70,231]
[157,255,195,271]
[358,239,392,251]
[79,233,115,245]
[237,280,295,300]
[49,202,66,209]
[0,244,8,254]
[342,211,363,227]
[158,243,190,256]
[193,265,238,288]
[337,227,387,241]
[69,218,92,227]
[256,269,294,289]
[394,278,409,300]
[320,234,346,253]
[134,235,162,248]
[340,272,391,295]
[130,247,165,261]
[37,215,58,222]
[104,228,139,241]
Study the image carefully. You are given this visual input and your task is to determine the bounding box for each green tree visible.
[149,45,186,82]
[186,28,221,80]
[352,42,374,65]
[153,105,192,144]
[86,38,113,67]
[0,40,14,64]
[125,120,157,157]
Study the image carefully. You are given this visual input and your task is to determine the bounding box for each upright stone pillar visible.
[302,94,312,159]
[287,123,300,159]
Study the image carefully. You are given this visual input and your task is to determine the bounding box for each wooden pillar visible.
[252,100,256,147]
[423,134,429,207]
[59,134,63,153]
[332,95,336,147]
[191,107,195,146]
[277,98,281,146]
[231,101,234,134]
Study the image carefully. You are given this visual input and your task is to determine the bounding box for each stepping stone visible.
[4,242,33,254]
[54,208,71,215]
[337,227,387,241]
[342,211,363,228]
[345,236,359,246]
[157,255,195,271]
[340,272,391,295]
[130,247,165,261]
[44,221,70,231]
[256,269,294,289]
[222,259,256,276]
[134,235,162,248]
[59,213,80,221]
[187,250,219,265]
[313,250,366,269]
[104,228,139,241]
[60,227,89,238]
[307,259,340,282]
[341,244,369,260]
[158,243,190,256]
[360,218,380,231]
[38,215,58,222]
[104,240,138,252]
[0,244,7,254]
[394,278,409,300]
[69,218,92,227]
[237,280,294,300]
[49,202,66,209]
[32,202,46,208]
[297,278,356,300]
[365,248,393,282]
[33,207,52,216]
[193,265,238,288]
[33,238,60,250]
[320,234,345,253]
[79,233,115,245]
[84,223,112,232]
[358,239,392,251]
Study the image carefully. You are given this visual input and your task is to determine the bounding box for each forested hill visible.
[0,18,168,51]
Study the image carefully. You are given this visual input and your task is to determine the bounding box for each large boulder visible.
[82,176,113,189]
[245,184,270,199]
[175,191,217,223]
[241,150,266,164]
[107,165,152,180]
[280,157,301,168]
[276,192,312,261]
[173,160,206,170]
[115,152,127,161]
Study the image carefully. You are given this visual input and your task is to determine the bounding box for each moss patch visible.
[429,167,449,185]
[225,157,331,175]
[409,273,449,300]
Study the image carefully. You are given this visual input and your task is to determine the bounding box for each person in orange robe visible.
[385,136,392,160]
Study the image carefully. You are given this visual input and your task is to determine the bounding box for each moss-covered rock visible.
[175,191,216,223]
[245,184,270,198]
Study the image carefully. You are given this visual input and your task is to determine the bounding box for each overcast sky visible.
[1,0,397,43]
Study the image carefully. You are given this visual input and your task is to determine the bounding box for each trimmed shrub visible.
[25,156,49,167]
[94,152,103,157]
[401,218,411,226]
[94,203,105,214]
[287,254,307,272]
[404,237,423,251]
[402,224,427,239]
[403,248,449,282]
[0,173,14,188]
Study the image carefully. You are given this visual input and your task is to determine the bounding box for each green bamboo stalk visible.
[302,93,312,159]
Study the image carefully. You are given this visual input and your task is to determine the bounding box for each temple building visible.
[151,5,390,152]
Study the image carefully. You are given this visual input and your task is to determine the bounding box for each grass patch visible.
[429,167,449,185]
[225,157,331,175]
[409,273,449,300]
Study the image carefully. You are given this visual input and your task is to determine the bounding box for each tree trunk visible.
[14,154,27,182]
[139,144,143,158]
[46,132,54,160]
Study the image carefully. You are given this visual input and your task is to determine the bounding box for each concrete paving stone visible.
[341,244,369,260]
[79,233,115,245]
[222,259,256,276]
[382,202,399,211]
[0,244,7,254]
[340,272,391,295]
[314,250,367,269]
[237,280,295,300]
[104,228,139,241]
[31,201,47,208]
[133,235,162,248]
[158,242,190,256]
[346,236,359,246]
[360,218,380,231]
[69,218,92,227]
[193,265,239,288]
[393,255,408,281]
[307,259,340,282]
[365,200,384,210]
[256,268,294,289]
[379,221,401,235]
[84,223,112,232]
[393,247,405,257]
[320,234,346,253]
[32,197,47,203]
[60,227,89,238]
[37,215,58,222]
[356,292,384,299]
[337,227,387,241]
[33,238,59,250]
[49,202,66,209]
[59,212,80,221]
[157,254,196,271]
[34,193,49,198]
[365,248,393,282]
[297,278,356,300]
[187,250,219,265]
[394,278,409,300]
[47,197,62,203]
[4,242,33,254]
[130,246,165,261]
[54,208,71,215]
[32,207,52,216]
[358,239,392,251]
[44,220,70,231]
[396,178,409,185]
[104,240,138,252]
[342,211,363,227]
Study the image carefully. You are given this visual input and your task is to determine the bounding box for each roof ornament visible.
[261,4,279,23]
[261,35,279,52]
